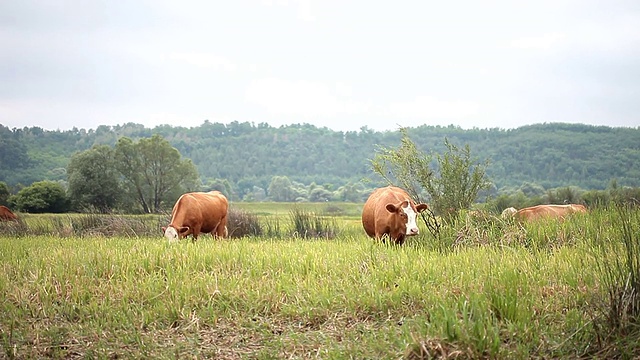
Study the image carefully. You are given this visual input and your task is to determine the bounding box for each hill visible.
[1,121,639,198]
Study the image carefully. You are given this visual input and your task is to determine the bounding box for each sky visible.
[1,0,639,133]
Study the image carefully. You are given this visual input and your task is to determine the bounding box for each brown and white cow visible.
[0,206,18,222]
[362,186,429,245]
[515,204,587,222]
[162,191,229,241]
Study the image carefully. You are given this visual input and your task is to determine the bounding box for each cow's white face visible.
[164,226,179,242]
[501,207,517,218]
[402,202,420,236]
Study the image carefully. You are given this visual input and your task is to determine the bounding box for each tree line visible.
[2,126,638,217]
[1,121,639,209]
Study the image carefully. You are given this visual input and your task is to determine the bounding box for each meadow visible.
[0,204,638,359]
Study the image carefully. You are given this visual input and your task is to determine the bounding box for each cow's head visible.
[385,200,429,242]
[501,207,517,218]
[162,225,190,242]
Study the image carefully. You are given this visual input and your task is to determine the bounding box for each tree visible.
[243,186,267,202]
[0,181,10,205]
[67,145,122,212]
[115,135,200,213]
[424,139,491,221]
[519,182,546,197]
[371,129,490,230]
[309,187,332,202]
[13,180,69,213]
[268,176,295,202]
[545,186,582,205]
[0,137,30,172]
[203,178,234,199]
[335,182,366,202]
[114,137,148,212]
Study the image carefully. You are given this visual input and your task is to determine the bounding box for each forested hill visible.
[1,121,639,194]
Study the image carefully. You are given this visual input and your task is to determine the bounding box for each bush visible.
[13,181,70,213]
[226,208,263,238]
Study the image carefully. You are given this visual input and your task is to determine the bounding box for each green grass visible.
[0,207,638,359]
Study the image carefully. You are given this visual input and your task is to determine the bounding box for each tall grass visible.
[289,207,339,239]
[0,207,638,358]
[588,206,640,357]
[0,213,162,238]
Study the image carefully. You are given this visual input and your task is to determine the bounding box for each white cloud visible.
[0,101,26,126]
[168,52,238,72]
[334,82,352,97]
[259,0,315,22]
[510,32,566,50]
[244,77,372,117]
[387,95,481,120]
[570,15,640,53]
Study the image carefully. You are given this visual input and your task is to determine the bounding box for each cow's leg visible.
[216,216,228,239]
[376,225,392,244]
[191,226,201,242]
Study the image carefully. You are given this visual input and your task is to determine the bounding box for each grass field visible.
[0,205,639,359]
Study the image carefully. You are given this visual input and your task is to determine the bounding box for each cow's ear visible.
[161,226,167,234]
[385,204,398,213]
[179,226,190,234]
[416,204,429,212]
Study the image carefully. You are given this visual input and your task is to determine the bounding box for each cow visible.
[514,204,587,222]
[0,206,18,222]
[361,186,429,245]
[501,207,517,218]
[162,191,229,241]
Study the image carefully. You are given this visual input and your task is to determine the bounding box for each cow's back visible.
[516,204,586,221]
[570,204,588,213]
[170,191,228,233]
[0,206,18,221]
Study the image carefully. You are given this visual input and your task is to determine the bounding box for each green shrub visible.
[226,208,263,238]
[13,181,70,213]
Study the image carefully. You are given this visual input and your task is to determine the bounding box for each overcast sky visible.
[1,0,639,132]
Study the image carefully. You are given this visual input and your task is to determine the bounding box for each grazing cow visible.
[501,207,517,218]
[162,191,229,241]
[0,206,18,221]
[515,204,587,222]
[362,186,429,245]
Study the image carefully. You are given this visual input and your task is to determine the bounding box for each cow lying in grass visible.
[513,204,587,222]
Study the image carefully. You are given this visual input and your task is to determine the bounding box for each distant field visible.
[231,201,363,217]
[0,207,638,359]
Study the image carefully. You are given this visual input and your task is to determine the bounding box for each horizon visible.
[2,119,639,134]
